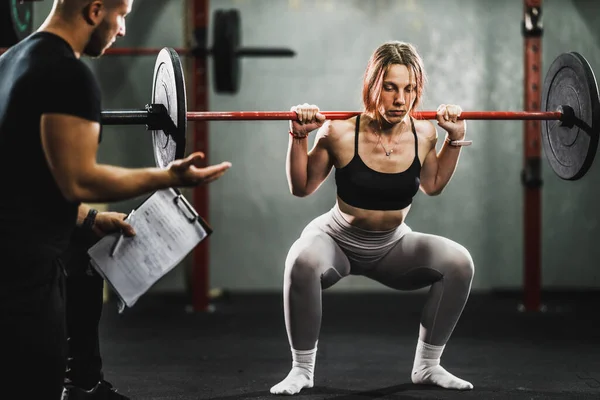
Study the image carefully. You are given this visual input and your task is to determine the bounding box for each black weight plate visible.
[541,52,600,180]
[213,9,241,94]
[151,48,187,168]
[0,0,33,47]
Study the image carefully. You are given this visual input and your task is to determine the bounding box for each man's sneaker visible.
[61,380,130,400]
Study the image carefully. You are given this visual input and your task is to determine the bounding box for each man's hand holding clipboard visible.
[87,188,212,311]
[110,210,137,257]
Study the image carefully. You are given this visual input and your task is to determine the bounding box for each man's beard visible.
[83,23,110,57]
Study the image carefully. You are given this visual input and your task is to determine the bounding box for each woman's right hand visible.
[289,103,326,138]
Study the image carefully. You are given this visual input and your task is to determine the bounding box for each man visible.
[0,1,231,399]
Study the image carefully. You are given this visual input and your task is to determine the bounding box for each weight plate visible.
[541,52,600,180]
[0,0,33,47]
[151,47,187,168]
[213,9,241,94]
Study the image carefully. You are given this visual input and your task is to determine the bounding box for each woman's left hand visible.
[436,104,466,140]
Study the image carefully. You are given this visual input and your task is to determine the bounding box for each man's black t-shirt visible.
[0,32,101,280]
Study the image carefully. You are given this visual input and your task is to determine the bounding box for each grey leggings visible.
[283,204,474,350]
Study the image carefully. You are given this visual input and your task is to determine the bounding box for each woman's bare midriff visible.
[336,197,410,231]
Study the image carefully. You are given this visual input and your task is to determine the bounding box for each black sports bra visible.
[334,115,421,211]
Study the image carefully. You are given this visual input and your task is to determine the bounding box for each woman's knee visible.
[286,251,323,286]
[447,243,475,283]
[284,234,349,288]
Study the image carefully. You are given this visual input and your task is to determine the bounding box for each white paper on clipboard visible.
[88,188,211,312]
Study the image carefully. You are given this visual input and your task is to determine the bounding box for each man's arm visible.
[41,114,178,203]
[76,203,93,226]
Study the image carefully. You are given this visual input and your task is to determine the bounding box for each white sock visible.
[411,339,473,390]
[270,346,316,395]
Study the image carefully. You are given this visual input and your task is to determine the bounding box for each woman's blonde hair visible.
[362,41,427,126]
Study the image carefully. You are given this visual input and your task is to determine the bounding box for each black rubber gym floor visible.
[98,291,600,399]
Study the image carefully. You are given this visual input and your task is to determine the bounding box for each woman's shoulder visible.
[318,117,356,142]
[412,117,437,144]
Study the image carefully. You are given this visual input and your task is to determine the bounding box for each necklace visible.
[377,133,398,157]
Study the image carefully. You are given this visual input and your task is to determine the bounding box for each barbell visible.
[101,47,600,181]
[0,8,296,94]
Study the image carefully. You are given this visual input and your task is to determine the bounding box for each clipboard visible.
[88,188,211,312]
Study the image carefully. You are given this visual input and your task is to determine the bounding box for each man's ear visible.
[82,1,105,26]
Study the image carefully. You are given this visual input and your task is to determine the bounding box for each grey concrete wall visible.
[33,0,600,294]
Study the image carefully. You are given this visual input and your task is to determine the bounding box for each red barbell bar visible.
[101,109,566,125]
[184,110,564,121]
